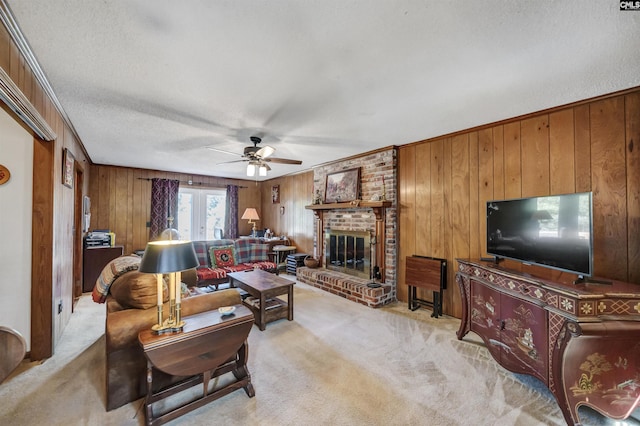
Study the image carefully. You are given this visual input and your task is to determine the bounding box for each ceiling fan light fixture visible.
[213,136,301,176]
[259,145,275,159]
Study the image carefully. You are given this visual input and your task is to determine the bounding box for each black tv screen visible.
[486,192,593,277]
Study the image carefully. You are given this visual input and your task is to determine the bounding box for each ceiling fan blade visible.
[256,145,275,159]
[215,159,247,165]
[207,146,242,157]
[265,157,302,165]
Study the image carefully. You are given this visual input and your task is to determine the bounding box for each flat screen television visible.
[486,192,593,277]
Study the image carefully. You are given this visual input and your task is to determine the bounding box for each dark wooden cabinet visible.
[469,279,548,383]
[457,259,640,425]
[82,246,123,292]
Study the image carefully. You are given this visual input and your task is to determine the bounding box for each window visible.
[177,187,226,240]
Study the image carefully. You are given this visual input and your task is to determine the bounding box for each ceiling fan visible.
[208,136,302,176]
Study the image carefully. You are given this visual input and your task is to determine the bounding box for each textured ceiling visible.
[6,1,640,181]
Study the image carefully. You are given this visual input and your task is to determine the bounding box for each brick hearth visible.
[297,267,393,308]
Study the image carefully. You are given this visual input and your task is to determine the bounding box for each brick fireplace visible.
[298,148,397,308]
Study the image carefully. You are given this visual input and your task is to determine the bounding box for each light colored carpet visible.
[1,280,638,426]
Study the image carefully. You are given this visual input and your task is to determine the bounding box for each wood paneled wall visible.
[398,89,640,319]
[1,14,90,359]
[88,163,314,267]
[259,171,315,256]
[88,165,263,255]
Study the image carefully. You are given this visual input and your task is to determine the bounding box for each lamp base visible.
[151,320,185,334]
[366,282,382,288]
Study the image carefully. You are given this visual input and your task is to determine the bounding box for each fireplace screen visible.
[325,230,371,279]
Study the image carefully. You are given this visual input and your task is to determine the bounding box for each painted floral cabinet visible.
[456,259,640,426]
[553,321,640,424]
[469,279,548,384]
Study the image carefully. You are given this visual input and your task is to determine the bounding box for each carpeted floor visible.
[1,279,638,426]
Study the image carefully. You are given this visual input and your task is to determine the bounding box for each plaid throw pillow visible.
[249,244,269,262]
[234,239,254,263]
[192,241,210,267]
[209,245,237,268]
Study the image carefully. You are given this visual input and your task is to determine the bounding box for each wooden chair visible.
[0,326,27,384]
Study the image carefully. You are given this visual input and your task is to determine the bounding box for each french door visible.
[177,188,226,241]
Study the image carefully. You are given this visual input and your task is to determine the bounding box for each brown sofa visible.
[104,267,242,411]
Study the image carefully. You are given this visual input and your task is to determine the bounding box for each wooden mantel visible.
[305,200,392,282]
[305,200,391,219]
[305,200,392,210]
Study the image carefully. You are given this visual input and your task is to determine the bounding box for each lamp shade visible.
[241,208,260,221]
[139,240,199,274]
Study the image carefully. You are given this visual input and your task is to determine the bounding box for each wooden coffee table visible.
[228,269,294,330]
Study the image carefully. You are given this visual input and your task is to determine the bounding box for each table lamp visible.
[139,240,199,333]
[241,208,260,237]
[159,214,179,241]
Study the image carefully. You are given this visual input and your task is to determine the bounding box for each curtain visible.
[224,184,239,239]
[149,178,180,241]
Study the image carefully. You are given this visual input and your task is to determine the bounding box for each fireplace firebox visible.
[324,230,371,279]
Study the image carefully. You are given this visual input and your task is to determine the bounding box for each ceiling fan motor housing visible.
[244,136,263,157]
[212,134,300,169]
[244,146,260,157]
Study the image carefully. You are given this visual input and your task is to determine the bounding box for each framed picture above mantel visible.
[324,167,360,203]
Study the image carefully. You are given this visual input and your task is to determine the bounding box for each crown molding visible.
[0,66,56,140]
[0,0,85,148]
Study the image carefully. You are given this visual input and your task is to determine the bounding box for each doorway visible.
[73,165,84,310]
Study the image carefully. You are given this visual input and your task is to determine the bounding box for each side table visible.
[138,305,254,425]
[405,255,447,318]
[272,245,296,273]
